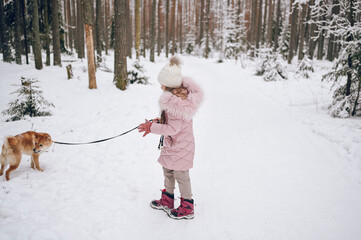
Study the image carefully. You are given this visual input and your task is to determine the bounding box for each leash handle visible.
[53,125,139,145]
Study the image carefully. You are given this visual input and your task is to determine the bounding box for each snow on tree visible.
[256,48,288,81]
[277,19,291,60]
[184,25,197,55]
[296,54,314,78]
[320,0,361,117]
[2,77,54,122]
[223,3,246,61]
[127,61,149,85]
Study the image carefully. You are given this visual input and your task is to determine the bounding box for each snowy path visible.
[189,59,361,240]
[0,56,360,240]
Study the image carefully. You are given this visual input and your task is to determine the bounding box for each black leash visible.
[53,125,139,145]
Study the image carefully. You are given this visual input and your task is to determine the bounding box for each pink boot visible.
[168,198,194,220]
[150,189,174,211]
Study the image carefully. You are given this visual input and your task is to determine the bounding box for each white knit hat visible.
[157,56,182,88]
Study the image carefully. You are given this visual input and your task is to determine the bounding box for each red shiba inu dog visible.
[0,131,52,181]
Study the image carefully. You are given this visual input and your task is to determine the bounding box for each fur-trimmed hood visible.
[159,77,203,121]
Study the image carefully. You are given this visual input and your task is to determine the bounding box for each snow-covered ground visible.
[0,53,360,240]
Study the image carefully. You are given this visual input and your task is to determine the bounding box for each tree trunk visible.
[198,0,205,46]
[256,0,263,49]
[31,0,43,69]
[157,0,163,56]
[178,0,183,53]
[250,0,258,56]
[0,0,11,62]
[126,0,132,58]
[298,3,307,60]
[114,0,128,90]
[83,0,97,89]
[71,0,76,51]
[262,0,268,45]
[273,0,280,52]
[66,0,72,50]
[96,0,102,63]
[51,0,62,66]
[352,75,361,116]
[150,0,156,62]
[14,0,22,64]
[165,0,169,57]
[77,0,85,58]
[288,1,298,64]
[142,0,147,57]
[64,0,68,48]
[21,0,29,64]
[245,0,251,43]
[266,0,273,45]
[171,0,176,55]
[304,0,312,45]
[316,12,325,59]
[204,0,210,58]
[44,0,51,66]
[104,0,110,55]
[251,0,258,46]
[346,0,355,96]
[135,0,140,59]
[308,0,317,59]
[326,0,340,61]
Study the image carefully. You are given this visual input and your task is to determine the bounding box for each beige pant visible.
[163,167,192,200]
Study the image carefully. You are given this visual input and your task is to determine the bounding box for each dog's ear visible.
[47,137,51,141]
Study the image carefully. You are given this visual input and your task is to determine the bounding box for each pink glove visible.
[138,119,152,137]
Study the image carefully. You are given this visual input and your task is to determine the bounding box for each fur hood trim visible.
[159,77,203,121]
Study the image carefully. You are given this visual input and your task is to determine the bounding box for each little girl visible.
[138,56,203,220]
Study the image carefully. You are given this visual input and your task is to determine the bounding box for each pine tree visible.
[223,2,246,60]
[296,54,314,79]
[2,77,54,122]
[184,25,196,55]
[322,0,361,117]
[278,19,290,60]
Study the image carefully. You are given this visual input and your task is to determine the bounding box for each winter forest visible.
[1,0,361,117]
[1,0,361,239]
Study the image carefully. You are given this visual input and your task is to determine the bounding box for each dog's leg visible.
[32,154,43,172]
[0,145,6,176]
[31,156,35,170]
[5,152,21,181]
[5,163,20,181]
[0,159,5,176]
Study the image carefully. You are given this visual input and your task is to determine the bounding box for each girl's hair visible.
[160,85,189,124]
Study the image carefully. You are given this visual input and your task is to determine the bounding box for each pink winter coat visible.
[150,77,203,171]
